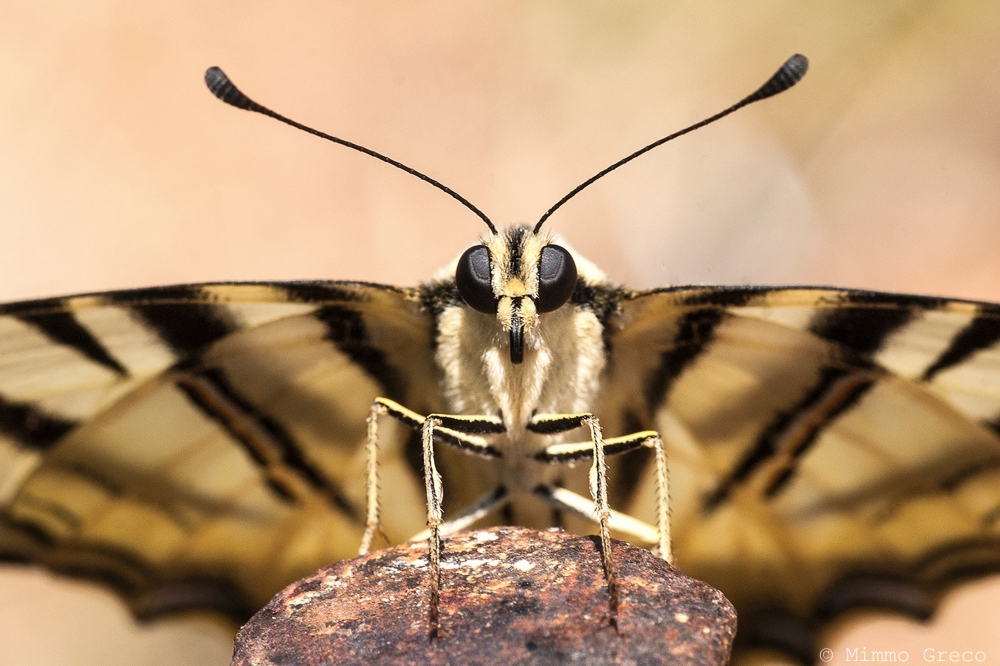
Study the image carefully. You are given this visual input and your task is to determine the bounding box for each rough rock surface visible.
[231,526,736,665]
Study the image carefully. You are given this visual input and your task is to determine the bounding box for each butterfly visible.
[2,53,1000,664]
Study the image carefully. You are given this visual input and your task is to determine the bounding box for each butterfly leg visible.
[524,413,622,624]
[534,428,671,563]
[360,398,503,554]
[533,486,659,546]
[529,415,673,625]
[421,415,445,637]
[359,401,387,556]
[585,415,620,624]
[410,485,510,541]
[362,397,505,638]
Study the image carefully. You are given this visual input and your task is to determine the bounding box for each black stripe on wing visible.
[761,372,874,497]
[133,577,256,621]
[808,301,917,356]
[0,515,256,621]
[51,460,224,533]
[817,574,933,620]
[280,282,371,303]
[0,394,77,450]
[37,461,203,532]
[704,367,875,511]
[618,305,734,511]
[811,536,1000,622]
[739,612,815,666]
[312,305,407,400]
[14,309,128,376]
[738,532,1000,661]
[12,492,82,532]
[2,516,148,591]
[108,286,239,357]
[625,287,766,415]
[702,294,916,511]
[672,286,774,307]
[644,308,728,417]
[173,364,359,519]
[922,314,1000,381]
[0,516,57,553]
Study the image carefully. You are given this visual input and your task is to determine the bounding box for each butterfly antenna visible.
[204,67,498,234]
[533,53,808,233]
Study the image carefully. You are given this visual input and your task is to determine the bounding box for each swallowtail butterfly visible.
[2,54,999,663]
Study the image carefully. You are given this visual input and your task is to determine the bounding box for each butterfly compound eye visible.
[535,245,577,313]
[456,245,497,314]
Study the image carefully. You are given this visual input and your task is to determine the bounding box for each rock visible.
[232,526,736,665]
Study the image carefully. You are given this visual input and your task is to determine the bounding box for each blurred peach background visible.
[2,2,1000,664]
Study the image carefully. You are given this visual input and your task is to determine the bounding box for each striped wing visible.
[602,286,1000,659]
[0,282,437,619]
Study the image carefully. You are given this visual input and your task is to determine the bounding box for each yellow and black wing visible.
[602,286,1000,660]
[6,279,1000,661]
[0,281,438,619]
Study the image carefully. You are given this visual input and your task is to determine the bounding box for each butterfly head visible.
[455,226,578,364]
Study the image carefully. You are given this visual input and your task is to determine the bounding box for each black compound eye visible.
[456,245,497,314]
[535,244,577,313]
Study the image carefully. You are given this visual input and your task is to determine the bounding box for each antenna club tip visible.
[204,66,260,112]
[749,53,809,102]
[785,54,809,81]
[204,66,228,93]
